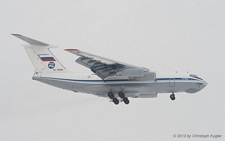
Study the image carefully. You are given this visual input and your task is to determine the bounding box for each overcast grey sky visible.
[0,0,225,141]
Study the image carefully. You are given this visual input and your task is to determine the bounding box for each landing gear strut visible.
[170,93,175,101]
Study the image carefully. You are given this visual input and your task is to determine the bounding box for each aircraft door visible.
[169,78,175,87]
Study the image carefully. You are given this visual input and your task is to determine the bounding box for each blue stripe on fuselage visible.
[38,77,199,83]
[155,78,198,81]
[40,77,129,82]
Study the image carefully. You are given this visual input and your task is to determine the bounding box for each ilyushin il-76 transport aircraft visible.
[12,34,207,105]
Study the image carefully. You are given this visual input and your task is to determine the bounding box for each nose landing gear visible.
[170,93,175,101]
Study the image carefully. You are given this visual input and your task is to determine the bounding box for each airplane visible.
[12,34,208,105]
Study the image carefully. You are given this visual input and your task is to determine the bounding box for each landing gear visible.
[108,92,119,105]
[118,91,129,105]
[108,92,114,99]
[112,98,119,105]
[108,91,130,105]
[170,93,175,101]
[118,91,125,98]
[123,97,129,104]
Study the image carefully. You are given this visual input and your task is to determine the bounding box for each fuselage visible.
[32,71,207,98]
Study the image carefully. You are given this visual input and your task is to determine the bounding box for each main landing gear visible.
[108,92,119,105]
[108,91,130,105]
[170,93,175,101]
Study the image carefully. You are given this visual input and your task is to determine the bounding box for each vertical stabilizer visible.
[12,34,66,72]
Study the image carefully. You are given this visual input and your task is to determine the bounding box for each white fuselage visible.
[32,71,207,98]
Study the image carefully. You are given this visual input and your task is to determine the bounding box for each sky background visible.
[0,0,225,140]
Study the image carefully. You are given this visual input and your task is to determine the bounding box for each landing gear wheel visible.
[118,91,125,99]
[112,98,119,105]
[170,93,175,101]
[108,92,114,99]
[123,97,129,104]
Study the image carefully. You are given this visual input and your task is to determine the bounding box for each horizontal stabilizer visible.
[12,34,49,46]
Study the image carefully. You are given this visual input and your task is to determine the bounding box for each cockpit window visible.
[190,74,202,80]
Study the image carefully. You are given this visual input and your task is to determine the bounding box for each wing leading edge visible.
[65,49,155,81]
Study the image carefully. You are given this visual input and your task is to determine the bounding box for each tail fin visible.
[12,34,66,72]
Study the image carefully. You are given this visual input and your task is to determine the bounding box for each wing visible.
[65,49,152,80]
